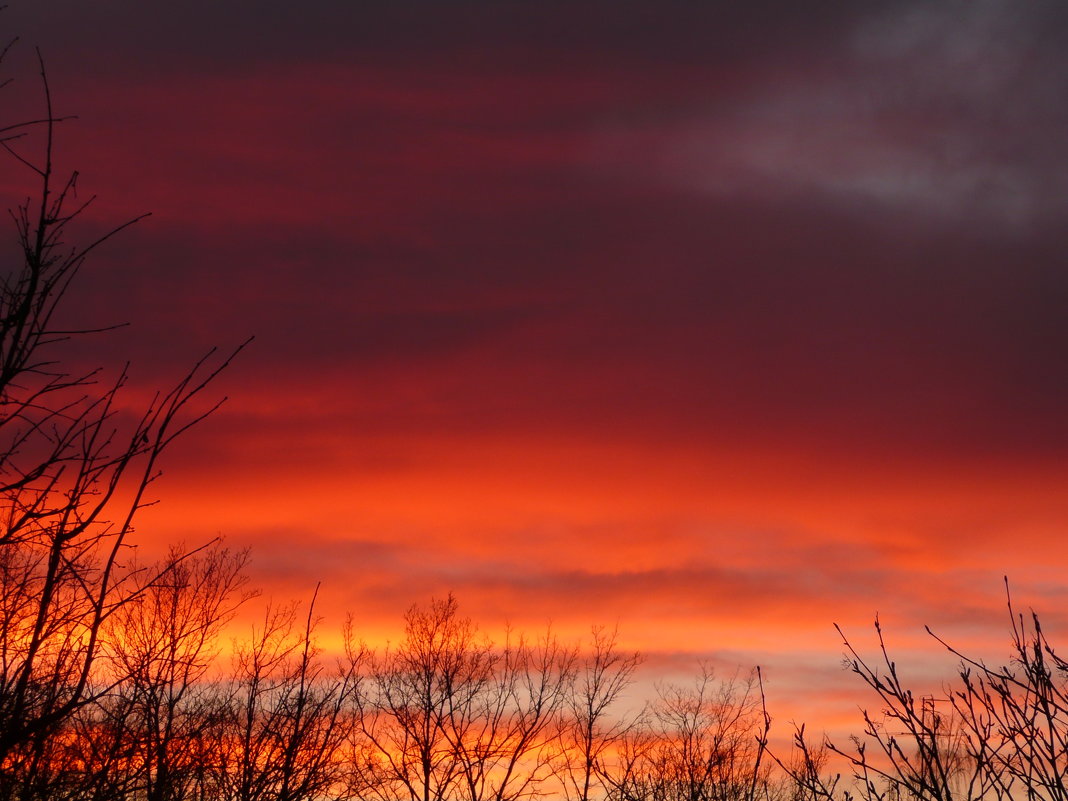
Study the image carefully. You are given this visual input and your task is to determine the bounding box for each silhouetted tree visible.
[349,595,500,801]
[556,626,643,801]
[102,544,254,801]
[448,626,574,801]
[827,618,980,801]
[348,595,576,801]
[0,40,244,792]
[605,666,773,801]
[214,588,357,801]
[823,587,1068,801]
[772,725,846,801]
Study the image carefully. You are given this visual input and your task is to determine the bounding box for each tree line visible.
[6,537,1068,801]
[1,538,773,801]
[4,35,1068,801]
[0,552,747,801]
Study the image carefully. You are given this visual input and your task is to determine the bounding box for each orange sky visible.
[6,0,1068,743]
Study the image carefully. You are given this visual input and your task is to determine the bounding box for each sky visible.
[3,0,1068,735]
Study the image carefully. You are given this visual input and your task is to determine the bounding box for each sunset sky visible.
[4,0,1068,733]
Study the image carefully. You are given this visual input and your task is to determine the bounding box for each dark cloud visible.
[16,0,1056,462]
[7,1,874,76]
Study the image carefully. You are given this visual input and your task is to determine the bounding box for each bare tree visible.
[0,41,246,789]
[769,724,849,801]
[605,665,772,801]
[349,595,498,801]
[932,589,1068,801]
[827,617,983,801]
[101,544,254,801]
[348,596,576,801]
[0,545,251,801]
[214,587,357,801]
[823,582,1068,801]
[556,626,643,801]
[449,626,575,801]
